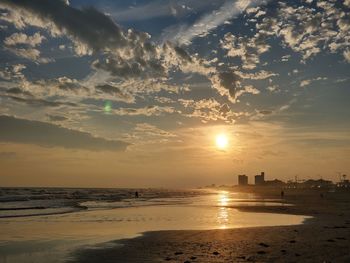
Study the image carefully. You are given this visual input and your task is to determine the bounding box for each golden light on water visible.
[217,191,230,229]
[215,134,228,150]
[218,191,229,206]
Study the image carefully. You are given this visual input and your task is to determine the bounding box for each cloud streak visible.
[110,0,218,21]
[163,0,265,45]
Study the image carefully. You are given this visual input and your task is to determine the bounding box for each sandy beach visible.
[70,188,350,263]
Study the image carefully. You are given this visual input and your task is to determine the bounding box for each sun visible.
[215,134,228,150]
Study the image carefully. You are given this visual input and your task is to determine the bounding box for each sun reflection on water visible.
[218,191,229,206]
[217,191,230,229]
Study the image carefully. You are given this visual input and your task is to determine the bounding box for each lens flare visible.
[104,101,112,113]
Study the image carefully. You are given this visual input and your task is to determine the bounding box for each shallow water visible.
[0,190,311,263]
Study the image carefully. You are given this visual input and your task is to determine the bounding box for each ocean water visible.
[0,188,311,263]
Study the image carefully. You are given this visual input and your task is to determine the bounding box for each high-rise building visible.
[255,172,265,185]
[238,174,248,186]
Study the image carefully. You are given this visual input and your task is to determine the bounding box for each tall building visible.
[238,174,248,186]
[255,172,265,185]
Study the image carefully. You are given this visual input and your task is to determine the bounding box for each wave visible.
[0,187,205,218]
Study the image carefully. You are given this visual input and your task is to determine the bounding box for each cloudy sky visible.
[0,0,349,187]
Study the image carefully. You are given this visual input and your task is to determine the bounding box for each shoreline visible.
[69,188,350,262]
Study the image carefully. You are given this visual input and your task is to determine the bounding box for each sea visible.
[0,187,311,263]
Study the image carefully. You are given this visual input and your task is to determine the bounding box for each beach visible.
[70,188,350,263]
[1,187,349,263]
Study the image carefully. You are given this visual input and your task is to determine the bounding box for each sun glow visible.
[215,134,228,150]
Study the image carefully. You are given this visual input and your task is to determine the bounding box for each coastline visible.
[69,188,350,263]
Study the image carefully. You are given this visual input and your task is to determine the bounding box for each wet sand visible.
[70,188,350,263]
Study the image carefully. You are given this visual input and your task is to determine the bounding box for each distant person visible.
[135,191,139,198]
[281,190,284,198]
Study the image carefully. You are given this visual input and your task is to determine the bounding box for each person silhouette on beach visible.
[135,191,139,198]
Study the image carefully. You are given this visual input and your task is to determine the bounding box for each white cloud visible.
[113,105,176,116]
[235,85,260,98]
[163,0,268,45]
[179,98,247,123]
[221,0,350,67]
[4,32,45,47]
[221,27,272,70]
[5,47,40,61]
[255,10,266,18]
[267,85,279,93]
[300,79,311,88]
[237,70,278,80]
[3,32,49,63]
[300,77,328,88]
[281,54,291,62]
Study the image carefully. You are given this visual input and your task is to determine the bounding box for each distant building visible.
[255,172,265,185]
[264,179,285,187]
[337,179,350,188]
[238,174,248,186]
[302,179,332,188]
[337,174,349,188]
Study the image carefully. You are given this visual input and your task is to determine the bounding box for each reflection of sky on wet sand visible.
[0,191,310,263]
[217,207,229,229]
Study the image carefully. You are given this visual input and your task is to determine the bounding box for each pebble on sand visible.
[258,242,269,247]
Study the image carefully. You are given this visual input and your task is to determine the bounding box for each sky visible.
[0,0,349,188]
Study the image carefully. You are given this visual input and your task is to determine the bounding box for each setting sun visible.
[215,134,229,150]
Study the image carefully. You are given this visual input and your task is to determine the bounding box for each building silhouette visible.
[255,172,265,185]
[238,174,248,186]
[264,179,285,187]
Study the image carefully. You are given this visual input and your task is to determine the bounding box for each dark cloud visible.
[0,115,129,151]
[92,58,144,78]
[3,0,125,52]
[218,72,240,97]
[95,84,135,102]
[0,87,33,97]
[210,71,241,102]
[2,0,200,81]
[173,46,192,63]
[3,0,168,78]
[95,84,123,95]
[5,87,33,97]
[93,57,166,79]
[2,95,77,108]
